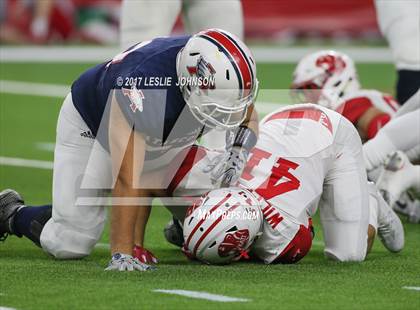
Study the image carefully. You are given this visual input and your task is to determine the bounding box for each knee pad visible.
[40,220,103,259]
[324,248,366,262]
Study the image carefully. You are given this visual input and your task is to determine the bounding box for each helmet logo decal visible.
[187,56,216,92]
[315,54,346,75]
[218,229,250,257]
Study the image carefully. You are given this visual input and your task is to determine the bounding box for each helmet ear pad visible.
[272,224,313,264]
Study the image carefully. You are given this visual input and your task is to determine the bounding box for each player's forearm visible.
[134,205,152,246]
[241,105,259,137]
[110,181,140,255]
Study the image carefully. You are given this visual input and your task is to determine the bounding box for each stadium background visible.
[0,1,419,309]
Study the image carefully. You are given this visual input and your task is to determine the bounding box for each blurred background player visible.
[374,0,420,104]
[120,0,243,49]
[291,50,399,142]
[120,0,244,150]
[363,91,420,221]
[291,50,420,222]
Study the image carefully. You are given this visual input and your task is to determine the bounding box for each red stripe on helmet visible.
[185,193,232,249]
[203,30,253,97]
[193,202,241,257]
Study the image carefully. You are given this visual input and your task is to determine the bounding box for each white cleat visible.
[376,151,416,206]
[377,190,405,253]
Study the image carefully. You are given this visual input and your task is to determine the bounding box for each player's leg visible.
[41,94,111,259]
[120,0,182,49]
[395,89,420,118]
[320,118,370,262]
[374,0,420,104]
[363,108,420,171]
[182,0,244,39]
[5,94,109,259]
[376,151,420,203]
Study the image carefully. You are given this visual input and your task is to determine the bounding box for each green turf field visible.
[0,62,419,310]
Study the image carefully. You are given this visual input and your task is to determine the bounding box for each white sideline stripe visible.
[0,80,68,98]
[95,243,110,249]
[35,142,56,152]
[0,79,285,114]
[0,307,17,310]
[0,46,393,63]
[153,289,250,302]
[0,156,53,170]
[402,286,420,291]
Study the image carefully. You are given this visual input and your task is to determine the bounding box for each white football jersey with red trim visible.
[338,89,399,120]
[239,103,344,224]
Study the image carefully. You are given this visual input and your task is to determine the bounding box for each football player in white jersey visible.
[162,104,404,264]
[291,50,420,222]
[291,50,400,142]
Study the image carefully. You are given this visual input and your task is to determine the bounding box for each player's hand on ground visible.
[204,147,248,187]
[133,245,158,264]
[105,253,156,272]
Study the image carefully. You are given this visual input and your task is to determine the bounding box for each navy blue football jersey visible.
[71,36,206,160]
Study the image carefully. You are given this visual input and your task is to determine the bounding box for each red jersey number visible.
[244,147,301,199]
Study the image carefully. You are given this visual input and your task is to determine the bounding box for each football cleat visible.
[394,191,420,224]
[376,190,404,252]
[0,189,25,241]
[163,217,184,247]
[376,151,416,206]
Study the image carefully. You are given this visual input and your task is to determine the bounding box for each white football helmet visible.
[291,50,360,110]
[177,29,259,130]
[183,187,263,264]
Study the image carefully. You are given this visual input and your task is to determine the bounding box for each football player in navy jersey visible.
[0,29,259,271]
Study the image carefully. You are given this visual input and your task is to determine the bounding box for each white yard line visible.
[0,156,53,170]
[0,307,17,310]
[0,80,68,98]
[153,289,250,302]
[95,243,110,249]
[402,286,420,291]
[0,46,393,63]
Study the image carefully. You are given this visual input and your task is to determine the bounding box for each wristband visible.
[232,126,258,151]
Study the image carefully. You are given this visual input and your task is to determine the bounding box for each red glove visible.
[133,245,158,264]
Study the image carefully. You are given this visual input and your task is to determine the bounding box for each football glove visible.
[204,146,248,187]
[133,245,158,264]
[105,253,155,272]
